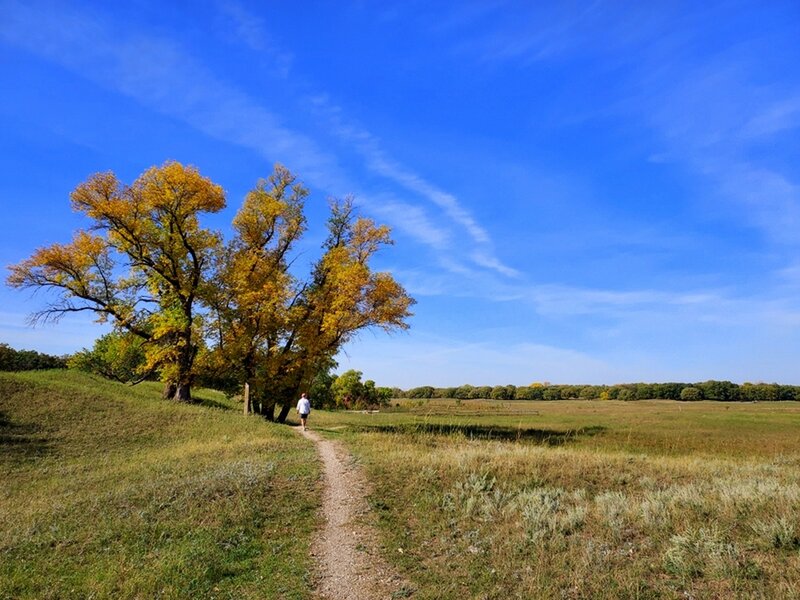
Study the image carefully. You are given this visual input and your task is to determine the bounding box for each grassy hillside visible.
[0,370,319,600]
[313,399,800,599]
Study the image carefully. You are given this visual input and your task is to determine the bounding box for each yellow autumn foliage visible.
[9,161,413,410]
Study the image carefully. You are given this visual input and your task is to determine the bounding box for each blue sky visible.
[2,0,800,387]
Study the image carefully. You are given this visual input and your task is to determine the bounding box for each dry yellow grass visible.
[313,399,800,599]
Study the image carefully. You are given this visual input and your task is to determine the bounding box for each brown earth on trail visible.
[299,427,409,600]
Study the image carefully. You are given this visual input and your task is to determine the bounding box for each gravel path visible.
[299,426,408,600]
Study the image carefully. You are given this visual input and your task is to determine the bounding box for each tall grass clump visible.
[752,517,800,551]
[663,526,758,582]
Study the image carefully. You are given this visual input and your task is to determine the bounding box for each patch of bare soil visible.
[299,426,409,600]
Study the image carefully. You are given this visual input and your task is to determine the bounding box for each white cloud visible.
[365,152,491,244]
[776,261,800,288]
[336,278,800,386]
[714,164,800,245]
[636,56,800,248]
[0,0,519,286]
[470,250,521,278]
[366,195,453,251]
[216,0,268,51]
[0,0,347,192]
[304,93,519,278]
[742,95,800,138]
[214,0,294,77]
[438,2,800,254]
[448,2,665,68]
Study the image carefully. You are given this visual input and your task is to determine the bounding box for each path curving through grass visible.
[299,426,406,600]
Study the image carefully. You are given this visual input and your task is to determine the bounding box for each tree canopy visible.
[0,343,67,371]
[8,162,414,417]
[392,380,800,402]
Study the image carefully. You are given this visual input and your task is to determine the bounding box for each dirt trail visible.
[299,426,407,600]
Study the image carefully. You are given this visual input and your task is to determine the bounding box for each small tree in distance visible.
[0,343,67,371]
[69,331,147,383]
[330,369,391,409]
[680,386,702,401]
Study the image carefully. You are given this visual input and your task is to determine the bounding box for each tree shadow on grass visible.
[195,395,236,412]
[0,410,52,461]
[352,422,606,446]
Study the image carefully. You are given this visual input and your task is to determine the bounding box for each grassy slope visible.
[312,400,800,599]
[0,370,319,600]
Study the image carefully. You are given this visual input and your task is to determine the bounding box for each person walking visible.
[296,392,311,431]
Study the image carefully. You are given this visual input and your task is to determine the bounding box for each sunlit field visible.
[312,399,800,599]
[0,371,319,600]
[4,373,799,599]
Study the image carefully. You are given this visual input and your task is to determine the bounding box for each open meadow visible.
[3,373,800,599]
[313,399,800,599]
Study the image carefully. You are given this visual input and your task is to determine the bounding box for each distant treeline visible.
[0,343,67,371]
[394,381,800,402]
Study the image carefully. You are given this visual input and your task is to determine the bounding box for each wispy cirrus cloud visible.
[0,0,518,283]
[5,1,798,327]
[0,0,346,190]
[366,151,491,245]
[444,2,667,67]
[741,95,800,139]
[216,0,269,52]
[642,60,800,247]
[305,93,520,277]
[214,0,294,77]
[365,194,452,252]
[337,289,800,385]
[438,2,800,276]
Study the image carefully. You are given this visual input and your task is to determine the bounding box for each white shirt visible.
[297,397,311,414]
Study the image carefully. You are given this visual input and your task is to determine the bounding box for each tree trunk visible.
[242,353,257,414]
[263,401,275,421]
[163,382,177,399]
[277,381,307,423]
[277,399,292,423]
[171,336,197,402]
[175,382,192,402]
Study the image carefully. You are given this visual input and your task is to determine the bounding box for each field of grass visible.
[312,399,800,599]
[4,374,799,599]
[0,370,319,600]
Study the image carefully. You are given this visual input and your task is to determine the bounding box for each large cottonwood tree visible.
[9,162,413,413]
[8,161,225,401]
[203,166,414,422]
[202,165,309,415]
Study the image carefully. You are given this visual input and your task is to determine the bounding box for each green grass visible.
[5,377,800,599]
[310,399,800,599]
[319,398,800,458]
[1,370,320,600]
